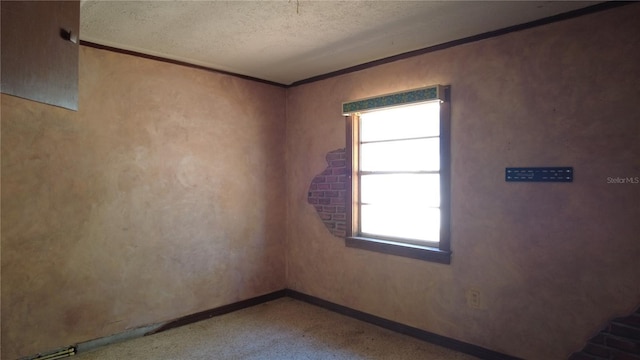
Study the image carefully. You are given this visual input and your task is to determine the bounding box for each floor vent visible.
[28,346,76,360]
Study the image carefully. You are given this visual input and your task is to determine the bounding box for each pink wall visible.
[1,47,286,359]
[2,5,639,360]
[285,5,640,359]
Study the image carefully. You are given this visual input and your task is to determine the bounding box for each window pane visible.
[360,102,440,142]
[361,205,440,242]
[360,138,439,172]
[361,174,439,208]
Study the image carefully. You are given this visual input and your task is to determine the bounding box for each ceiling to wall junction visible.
[80,1,602,85]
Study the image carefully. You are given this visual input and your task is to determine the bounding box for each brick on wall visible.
[307,148,348,238]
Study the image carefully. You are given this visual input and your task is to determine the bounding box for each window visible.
[343,85,451,264]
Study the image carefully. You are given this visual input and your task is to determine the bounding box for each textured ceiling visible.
[80,1,600,85]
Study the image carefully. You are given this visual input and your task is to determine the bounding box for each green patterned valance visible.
[342,85,444,116]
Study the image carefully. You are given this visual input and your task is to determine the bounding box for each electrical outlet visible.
[466,289,481,309]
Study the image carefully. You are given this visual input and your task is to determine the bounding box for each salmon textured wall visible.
[285,5,640,360]
[1,46,286,359]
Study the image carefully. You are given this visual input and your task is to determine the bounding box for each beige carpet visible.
[74,298,479,359]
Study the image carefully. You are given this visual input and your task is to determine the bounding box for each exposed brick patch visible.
[308,148,348,238]
[570,307,640,360]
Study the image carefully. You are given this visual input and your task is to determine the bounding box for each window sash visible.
[360,204,441,244]
[359,137,440,172]
[359,173,440,208]
[357,108,441,244]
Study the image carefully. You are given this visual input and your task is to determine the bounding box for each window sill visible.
[345,236,451,264]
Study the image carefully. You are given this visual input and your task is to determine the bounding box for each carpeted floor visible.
[74,298,479,359]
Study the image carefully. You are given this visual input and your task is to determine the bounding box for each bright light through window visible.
[358,102,441,243]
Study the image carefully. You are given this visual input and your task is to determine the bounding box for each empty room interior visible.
[1,1,639,360]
